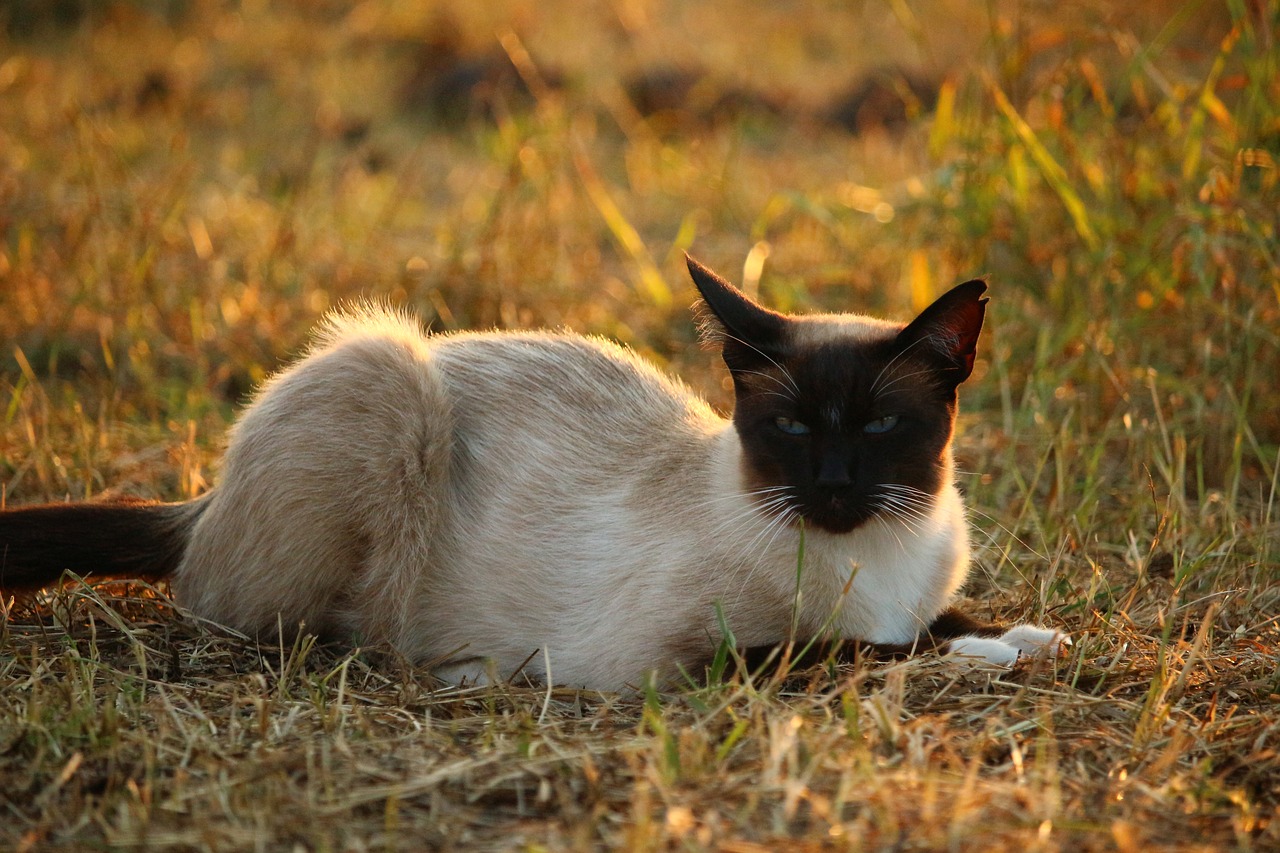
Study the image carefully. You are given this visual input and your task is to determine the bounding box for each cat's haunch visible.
[0,256,1065,690]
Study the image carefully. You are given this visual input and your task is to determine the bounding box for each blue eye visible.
[774,417,811,436]
[863,415,900,435]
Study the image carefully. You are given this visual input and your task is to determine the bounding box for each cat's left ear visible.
[896,280,988,385]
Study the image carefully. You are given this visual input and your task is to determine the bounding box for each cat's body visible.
[0,258,1062,690]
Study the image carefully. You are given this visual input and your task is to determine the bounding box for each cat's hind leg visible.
[174,317,454,646]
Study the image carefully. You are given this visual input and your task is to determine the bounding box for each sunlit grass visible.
[2,0,1278,849]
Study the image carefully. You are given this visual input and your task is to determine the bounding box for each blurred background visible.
[0,1,1275,539]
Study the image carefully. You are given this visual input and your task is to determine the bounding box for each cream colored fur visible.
[172,306,1052,691]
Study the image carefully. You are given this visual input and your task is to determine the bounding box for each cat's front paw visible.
[998,624,1070,659]
[946,635,1023,665]
[948,624,1069,666]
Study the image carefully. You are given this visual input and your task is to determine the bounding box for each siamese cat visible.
[0,257,1064,690]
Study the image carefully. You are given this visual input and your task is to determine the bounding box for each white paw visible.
[998,624,1070,658]
[947,636,1022,666]
[948,625,1069,666]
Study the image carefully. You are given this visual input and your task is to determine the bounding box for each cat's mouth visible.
[752,484,929,536]
[789,486,933,535]
[793,491,878,535]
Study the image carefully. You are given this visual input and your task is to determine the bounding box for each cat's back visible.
[308,306,725,464]
[313,307,707,412]
[431,329,717,432]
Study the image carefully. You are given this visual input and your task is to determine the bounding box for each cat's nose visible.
[815,452,852,487]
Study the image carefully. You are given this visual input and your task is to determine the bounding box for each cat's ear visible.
[896,279,988,384]
[686,254,789,367]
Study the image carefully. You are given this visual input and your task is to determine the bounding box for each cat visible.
[0,256,1065,690]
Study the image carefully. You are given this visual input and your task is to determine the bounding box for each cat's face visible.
[687,256,987,535]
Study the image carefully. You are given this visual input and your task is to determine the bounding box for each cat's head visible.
[686,255,987,535]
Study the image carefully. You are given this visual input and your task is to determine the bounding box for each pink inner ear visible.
[938,307,982,377]
[948,299,984,364]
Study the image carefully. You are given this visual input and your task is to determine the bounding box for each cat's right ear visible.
[686,254,789,368]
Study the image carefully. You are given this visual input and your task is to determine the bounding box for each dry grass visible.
[2,0,1278,849]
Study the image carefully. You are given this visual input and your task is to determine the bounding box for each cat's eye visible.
[863,415,900,435]
[774,416,811,436]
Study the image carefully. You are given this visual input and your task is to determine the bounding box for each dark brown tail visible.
[0,496,207,592]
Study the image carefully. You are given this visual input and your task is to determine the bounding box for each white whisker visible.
[873,367,940,399]
[727,503,800,611]
[873,515,907,551]
[702,489,798,546]
[718,332,801,395]
[869,335,933,396]
[869,483,939,540]
[735,370,798,400]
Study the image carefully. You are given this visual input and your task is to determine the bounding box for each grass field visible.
[2,0,1278,849]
